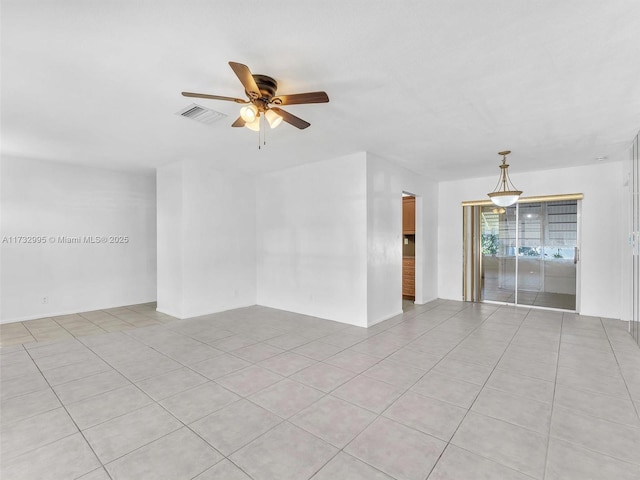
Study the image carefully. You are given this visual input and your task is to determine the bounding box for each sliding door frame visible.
[463,193,583,312]
[630,132,640,345]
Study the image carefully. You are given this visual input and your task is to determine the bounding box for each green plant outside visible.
[481,233,498,255]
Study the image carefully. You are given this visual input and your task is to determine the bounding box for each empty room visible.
[1,1,640,479]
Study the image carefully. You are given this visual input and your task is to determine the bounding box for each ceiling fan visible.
[182,62,329,130]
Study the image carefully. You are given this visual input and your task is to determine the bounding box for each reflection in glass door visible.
[517,201,577,310]
[481,205,516,303]
[478,199,579,310]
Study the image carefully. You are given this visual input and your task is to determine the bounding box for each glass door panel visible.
[517,203,543,306]
[517,200,577,309]
[481,205,516,303]
[541,200,577,309]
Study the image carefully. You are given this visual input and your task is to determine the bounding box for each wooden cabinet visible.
[402,197,416,298]
[403,196,415,234]
[403,256,415,298]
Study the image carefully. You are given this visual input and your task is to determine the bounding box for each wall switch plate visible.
[404,238,409,245]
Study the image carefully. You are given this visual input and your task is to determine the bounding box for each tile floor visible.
[0,304,175,346]
[482,282,576,311]
[1,300,640,479]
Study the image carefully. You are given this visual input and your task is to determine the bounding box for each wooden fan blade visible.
[182,92,247,103]
[228,62,261,99]
[271,91,329,106]
[231,116,246,127]
[270,107,310,129]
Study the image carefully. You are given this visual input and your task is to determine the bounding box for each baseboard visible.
[368,310,403,327]
[413,295,438,305]
[179,303,257,320]
[255,301,369,327]
[155,307,184,319]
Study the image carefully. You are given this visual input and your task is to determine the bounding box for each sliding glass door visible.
[471,197,579,310]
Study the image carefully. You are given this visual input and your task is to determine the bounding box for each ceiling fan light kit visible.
[181,61,329,143]
[487,150,523,207]
[265,109,283,129]
[240,104,259,123]
[244,117,261,132]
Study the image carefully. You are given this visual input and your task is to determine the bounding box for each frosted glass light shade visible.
[240,104,258,122]
[265,110,283,129]
[244,116,260,131]
[488,191,521,207]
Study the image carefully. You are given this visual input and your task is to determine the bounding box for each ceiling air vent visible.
[176,103,227,125]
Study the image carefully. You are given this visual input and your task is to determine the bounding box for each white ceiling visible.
[2,0,640,180]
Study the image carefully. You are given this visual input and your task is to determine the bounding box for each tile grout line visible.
[1,304,165,348]
[66,338,231,478]
[600,318,640,424]
[420,306,534,479]
[320,304,508,478]
[18,346,115,480]
[539,311,566,480]
[222,303,469,480]
[72,312,365,478]
[544,317,640,470]
[264,308,466,480]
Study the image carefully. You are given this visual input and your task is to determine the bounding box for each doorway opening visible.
[403,193,416,309]
[463,194,582,311]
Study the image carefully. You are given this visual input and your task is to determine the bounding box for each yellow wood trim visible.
[462,207,467,299]
[470,206,475,300]
[475,208,482,302]
[461,193,583,207]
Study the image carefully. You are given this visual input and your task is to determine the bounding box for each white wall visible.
[438,161,626,319]
[255,151,438,327]
[156,161,183,317]
[366,153,438,325]
[6,151,626,326]
[256,153,369,326]
[156,159,256,319]
[620,136,638,322]
[0,156,157,323]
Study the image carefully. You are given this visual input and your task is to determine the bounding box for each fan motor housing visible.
[251,74,278,100]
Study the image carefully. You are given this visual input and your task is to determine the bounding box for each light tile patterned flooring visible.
[0,303,175,346]
[1,300,640,479]
[483,279,576,311]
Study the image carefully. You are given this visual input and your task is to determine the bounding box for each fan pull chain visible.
[257,116,261,150]
[263,116,267,147]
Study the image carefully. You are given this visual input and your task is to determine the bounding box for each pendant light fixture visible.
[487,150,522,207]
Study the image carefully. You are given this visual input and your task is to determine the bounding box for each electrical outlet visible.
[42,297,48,304]
[404,238,409,245]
